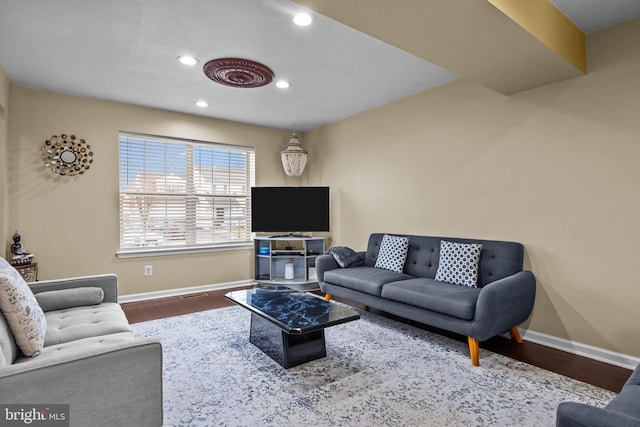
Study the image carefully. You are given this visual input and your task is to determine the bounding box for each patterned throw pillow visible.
[0,261,47,357]
[435,240,483,287]
[374,234,409,273]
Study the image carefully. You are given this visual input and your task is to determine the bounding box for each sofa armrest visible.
[317,251,367,291]
[471,270,536,341]
[556,402,640,427]
[29,274,119,303]
[316,254,340,285]
[0,337,162,427]
[622,363,640,388]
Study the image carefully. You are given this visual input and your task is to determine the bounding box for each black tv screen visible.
[251,186,329,234]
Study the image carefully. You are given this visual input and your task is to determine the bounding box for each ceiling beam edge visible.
[293,0,584,94]
[487,0,586,74]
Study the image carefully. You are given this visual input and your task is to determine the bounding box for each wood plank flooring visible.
[121,286,632,393]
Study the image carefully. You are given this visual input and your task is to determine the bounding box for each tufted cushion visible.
[35,287,104,312]
[0,258,47,357]
[44,303,132,346]
[324,266,411,296]
[435,240,483,287]
[374,234,409,272]
[14,331,136,366]
[381,278,482,320]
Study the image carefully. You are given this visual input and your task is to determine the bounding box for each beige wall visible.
[7,86,295,295]
[0,66,11,253]
[304,18,640,357]
[4,15,640,358]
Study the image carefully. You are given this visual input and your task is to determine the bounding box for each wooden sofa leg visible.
[468,336,480,366]
[510,326,523,343]
[324,293,332,302]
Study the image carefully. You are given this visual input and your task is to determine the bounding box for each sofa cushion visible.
[0,259,47,357]
[324,266,412,296]
[381,278,482,320]
[435,240,483,287]
[14,331,135,366]
[374,234,409,272]
[35,287,104,312]
[44,302,132,346]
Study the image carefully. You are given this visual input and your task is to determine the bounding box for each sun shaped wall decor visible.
[41,133,94,176]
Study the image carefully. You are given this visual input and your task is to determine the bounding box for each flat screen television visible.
[251,186,329,235]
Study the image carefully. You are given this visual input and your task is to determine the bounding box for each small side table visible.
[14,263,38,282]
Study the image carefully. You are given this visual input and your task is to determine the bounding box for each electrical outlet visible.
[144,265,153,276]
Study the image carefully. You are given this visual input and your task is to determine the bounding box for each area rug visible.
[132,306,614,427]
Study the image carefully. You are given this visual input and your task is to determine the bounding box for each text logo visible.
[1,405,69,426]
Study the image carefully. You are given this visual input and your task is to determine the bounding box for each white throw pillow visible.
[435,240,483,287]
[374,234,409,273]
[0,262,47,357]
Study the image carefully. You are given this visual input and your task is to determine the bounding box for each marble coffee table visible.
[225,287,360,368]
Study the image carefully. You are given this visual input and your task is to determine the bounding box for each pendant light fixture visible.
[281,132,308,176]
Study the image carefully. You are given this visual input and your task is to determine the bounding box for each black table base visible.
[250,312,326,368]
[225,287,359,369]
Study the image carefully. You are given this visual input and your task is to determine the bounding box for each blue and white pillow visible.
[435,240,483,287]
[374,234,409,273]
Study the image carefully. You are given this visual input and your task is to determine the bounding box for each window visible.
[118,132,255,256]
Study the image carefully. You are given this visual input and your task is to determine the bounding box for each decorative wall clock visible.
[41,133,94,176]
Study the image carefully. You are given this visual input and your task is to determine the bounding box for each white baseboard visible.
[118,279,254,303]
[521,328,640,371]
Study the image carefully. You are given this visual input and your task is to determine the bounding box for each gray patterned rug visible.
[132,305,614,427]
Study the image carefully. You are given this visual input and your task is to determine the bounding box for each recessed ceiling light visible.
[276,80,291,89]
[178,55,199,66]
[195,100,209,108]
[293,12,313,26]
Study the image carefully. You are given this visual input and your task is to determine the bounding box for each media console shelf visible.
[254,236,325,291]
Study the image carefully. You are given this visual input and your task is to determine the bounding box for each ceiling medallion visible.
[203,58,274,88]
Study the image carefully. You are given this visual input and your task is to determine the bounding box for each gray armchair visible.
[556,364,640,427]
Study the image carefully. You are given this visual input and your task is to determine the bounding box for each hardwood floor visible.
[121,286,632,394]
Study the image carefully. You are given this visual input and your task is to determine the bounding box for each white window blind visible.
[119,132,255,253]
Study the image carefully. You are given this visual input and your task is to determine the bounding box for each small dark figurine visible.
[11,231,26,256]
[10,231,34,265]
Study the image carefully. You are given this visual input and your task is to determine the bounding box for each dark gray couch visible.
[556,364,640,426]
[317,233,536,366]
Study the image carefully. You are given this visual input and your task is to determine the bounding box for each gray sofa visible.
[317,233,536,366]
[0,259,162,427]
[556,363,640,426]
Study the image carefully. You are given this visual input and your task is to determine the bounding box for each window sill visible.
[116,243,253,259]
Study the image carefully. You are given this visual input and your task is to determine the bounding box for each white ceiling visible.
[550,0,640,34]
[1,0,639,132]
